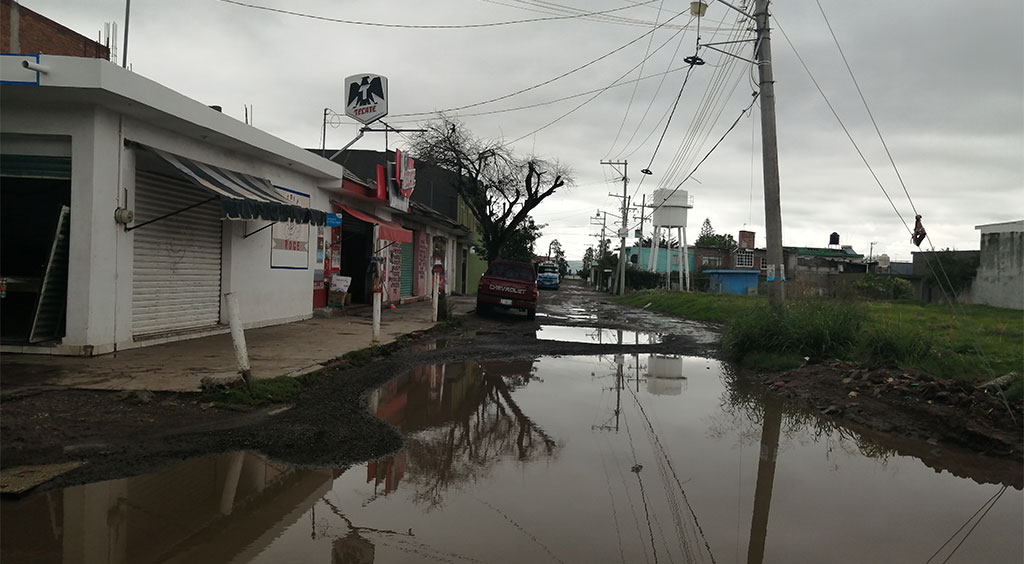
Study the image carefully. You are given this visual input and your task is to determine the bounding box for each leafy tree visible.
[408,117,572,263]
[637,235,678,248]
[548,239,570,277]
[501,218,543,263]
[698,218,714,240]
[695,218,737,251]
[581,247,595,277]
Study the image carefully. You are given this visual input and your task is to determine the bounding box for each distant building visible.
[972,220,1023,310]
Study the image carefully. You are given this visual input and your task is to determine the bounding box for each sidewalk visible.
[0,296,476,394]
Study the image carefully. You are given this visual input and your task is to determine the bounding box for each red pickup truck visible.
[476,260,538,319]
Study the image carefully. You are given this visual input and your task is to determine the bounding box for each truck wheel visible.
[477,302,490,315]
[526,309,536,320]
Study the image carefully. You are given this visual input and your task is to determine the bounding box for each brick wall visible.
[2,0,110,59]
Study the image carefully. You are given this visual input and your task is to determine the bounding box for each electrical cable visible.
[604,0,668,158]
[615,26,691,159]
[506,15,694,145]
[391,10,695,118]
[383,60,696,124]
[217,0,660,29]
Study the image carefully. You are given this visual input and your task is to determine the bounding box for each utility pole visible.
[754,0,785,308]
[122,0,131,68]
[591,211,610,290]
[601,160,629,296]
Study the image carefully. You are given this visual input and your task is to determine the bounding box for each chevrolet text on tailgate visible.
[476,260,538,320]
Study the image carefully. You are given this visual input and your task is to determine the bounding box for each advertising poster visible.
[271,187,310,269]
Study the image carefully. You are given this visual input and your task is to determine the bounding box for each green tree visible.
[581,247,595,277]
[409,117,572,263]
[548,239,569,276]
[695,218,737,251]
[637,235,678,248]
[501,218,543,263]
[698,218,714,240]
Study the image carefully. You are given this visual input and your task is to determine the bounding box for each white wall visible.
[0,104,122,354]
[121,117,331,330]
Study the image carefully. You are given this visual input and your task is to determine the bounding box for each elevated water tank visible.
[877,254,891,268]
[829,232,840,246]
[651,188,692,227]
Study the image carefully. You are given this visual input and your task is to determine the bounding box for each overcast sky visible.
[21,0,1023,262]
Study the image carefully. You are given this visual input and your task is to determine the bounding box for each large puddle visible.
[3,355,1021,563]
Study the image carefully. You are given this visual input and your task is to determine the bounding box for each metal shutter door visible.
[132,171,223,336]
[400,241,414,297]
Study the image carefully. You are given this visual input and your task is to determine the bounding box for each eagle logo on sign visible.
[347,76,384,107]
[344,74,388,124]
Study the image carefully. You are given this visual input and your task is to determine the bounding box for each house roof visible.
[975,220,1024,234]
[784,246,864,259]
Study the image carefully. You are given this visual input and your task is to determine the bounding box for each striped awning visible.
[139,144,326,226]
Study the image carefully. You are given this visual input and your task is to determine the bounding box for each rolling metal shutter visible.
[400,241,414,297]
[132,170,223,337]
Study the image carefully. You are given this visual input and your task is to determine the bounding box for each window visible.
[701,255,722,267]
[736,250,753,268]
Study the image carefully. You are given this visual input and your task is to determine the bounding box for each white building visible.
[1,54,361,355]
[973,220,1024,310]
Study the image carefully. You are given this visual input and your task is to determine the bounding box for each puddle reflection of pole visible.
[747,399,782,564]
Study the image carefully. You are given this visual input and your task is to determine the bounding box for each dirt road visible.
[2,281,1020,493]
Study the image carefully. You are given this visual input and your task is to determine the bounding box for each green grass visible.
[201,375,306,408]
[613,290,1024,388]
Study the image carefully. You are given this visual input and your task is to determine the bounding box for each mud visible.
[1,281,1020,494]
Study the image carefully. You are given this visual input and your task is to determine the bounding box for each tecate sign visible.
[344,73,388,125]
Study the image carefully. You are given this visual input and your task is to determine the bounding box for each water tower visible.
[647,188,693,291]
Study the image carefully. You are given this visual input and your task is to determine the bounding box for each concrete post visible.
[372,292,381,342]
[755,0,785,308]
[431,271,440,322]
[224,293,252,386]
[682,225,690,291]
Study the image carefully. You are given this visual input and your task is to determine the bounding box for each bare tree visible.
[408,117,572,262]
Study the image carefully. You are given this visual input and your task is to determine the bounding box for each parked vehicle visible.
[476,260,538,319]
[536,261,560,290]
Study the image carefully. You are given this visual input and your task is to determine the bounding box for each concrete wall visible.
[2,101,334,353]
[1,104,121,354]
[973,230,1023,310]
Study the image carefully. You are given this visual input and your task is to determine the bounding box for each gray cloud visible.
[22,0,1023,262]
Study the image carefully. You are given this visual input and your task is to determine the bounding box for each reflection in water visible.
[368,358,558,510]
[3,354,1021,563]
[0,451,336,563]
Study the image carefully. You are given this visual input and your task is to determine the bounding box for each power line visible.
[604,0,669,157]
[391,9,695,118]
[384,61,696,124]
[217,0,661,29]
[508,16,694,144]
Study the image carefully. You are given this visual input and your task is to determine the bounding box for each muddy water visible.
[3,346,1022,563]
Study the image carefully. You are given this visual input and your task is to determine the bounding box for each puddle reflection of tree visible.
[708,368,897,463]
[402,360,562,510]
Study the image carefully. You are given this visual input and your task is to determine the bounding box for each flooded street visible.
[3,329,1021,563]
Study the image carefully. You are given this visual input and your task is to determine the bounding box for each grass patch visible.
[201,375,305,408]
[721,300,864,361]
[858,321,932,368]
[618,290,1023,384]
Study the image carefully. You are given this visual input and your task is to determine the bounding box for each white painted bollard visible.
[224,293,252,386]
[372,291,382,343]
[431,271,439,323]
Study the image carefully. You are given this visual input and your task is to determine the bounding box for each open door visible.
[29,205,70,343]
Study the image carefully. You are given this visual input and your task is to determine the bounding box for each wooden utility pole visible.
[601,160,629,296]
[754,0,785,308]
